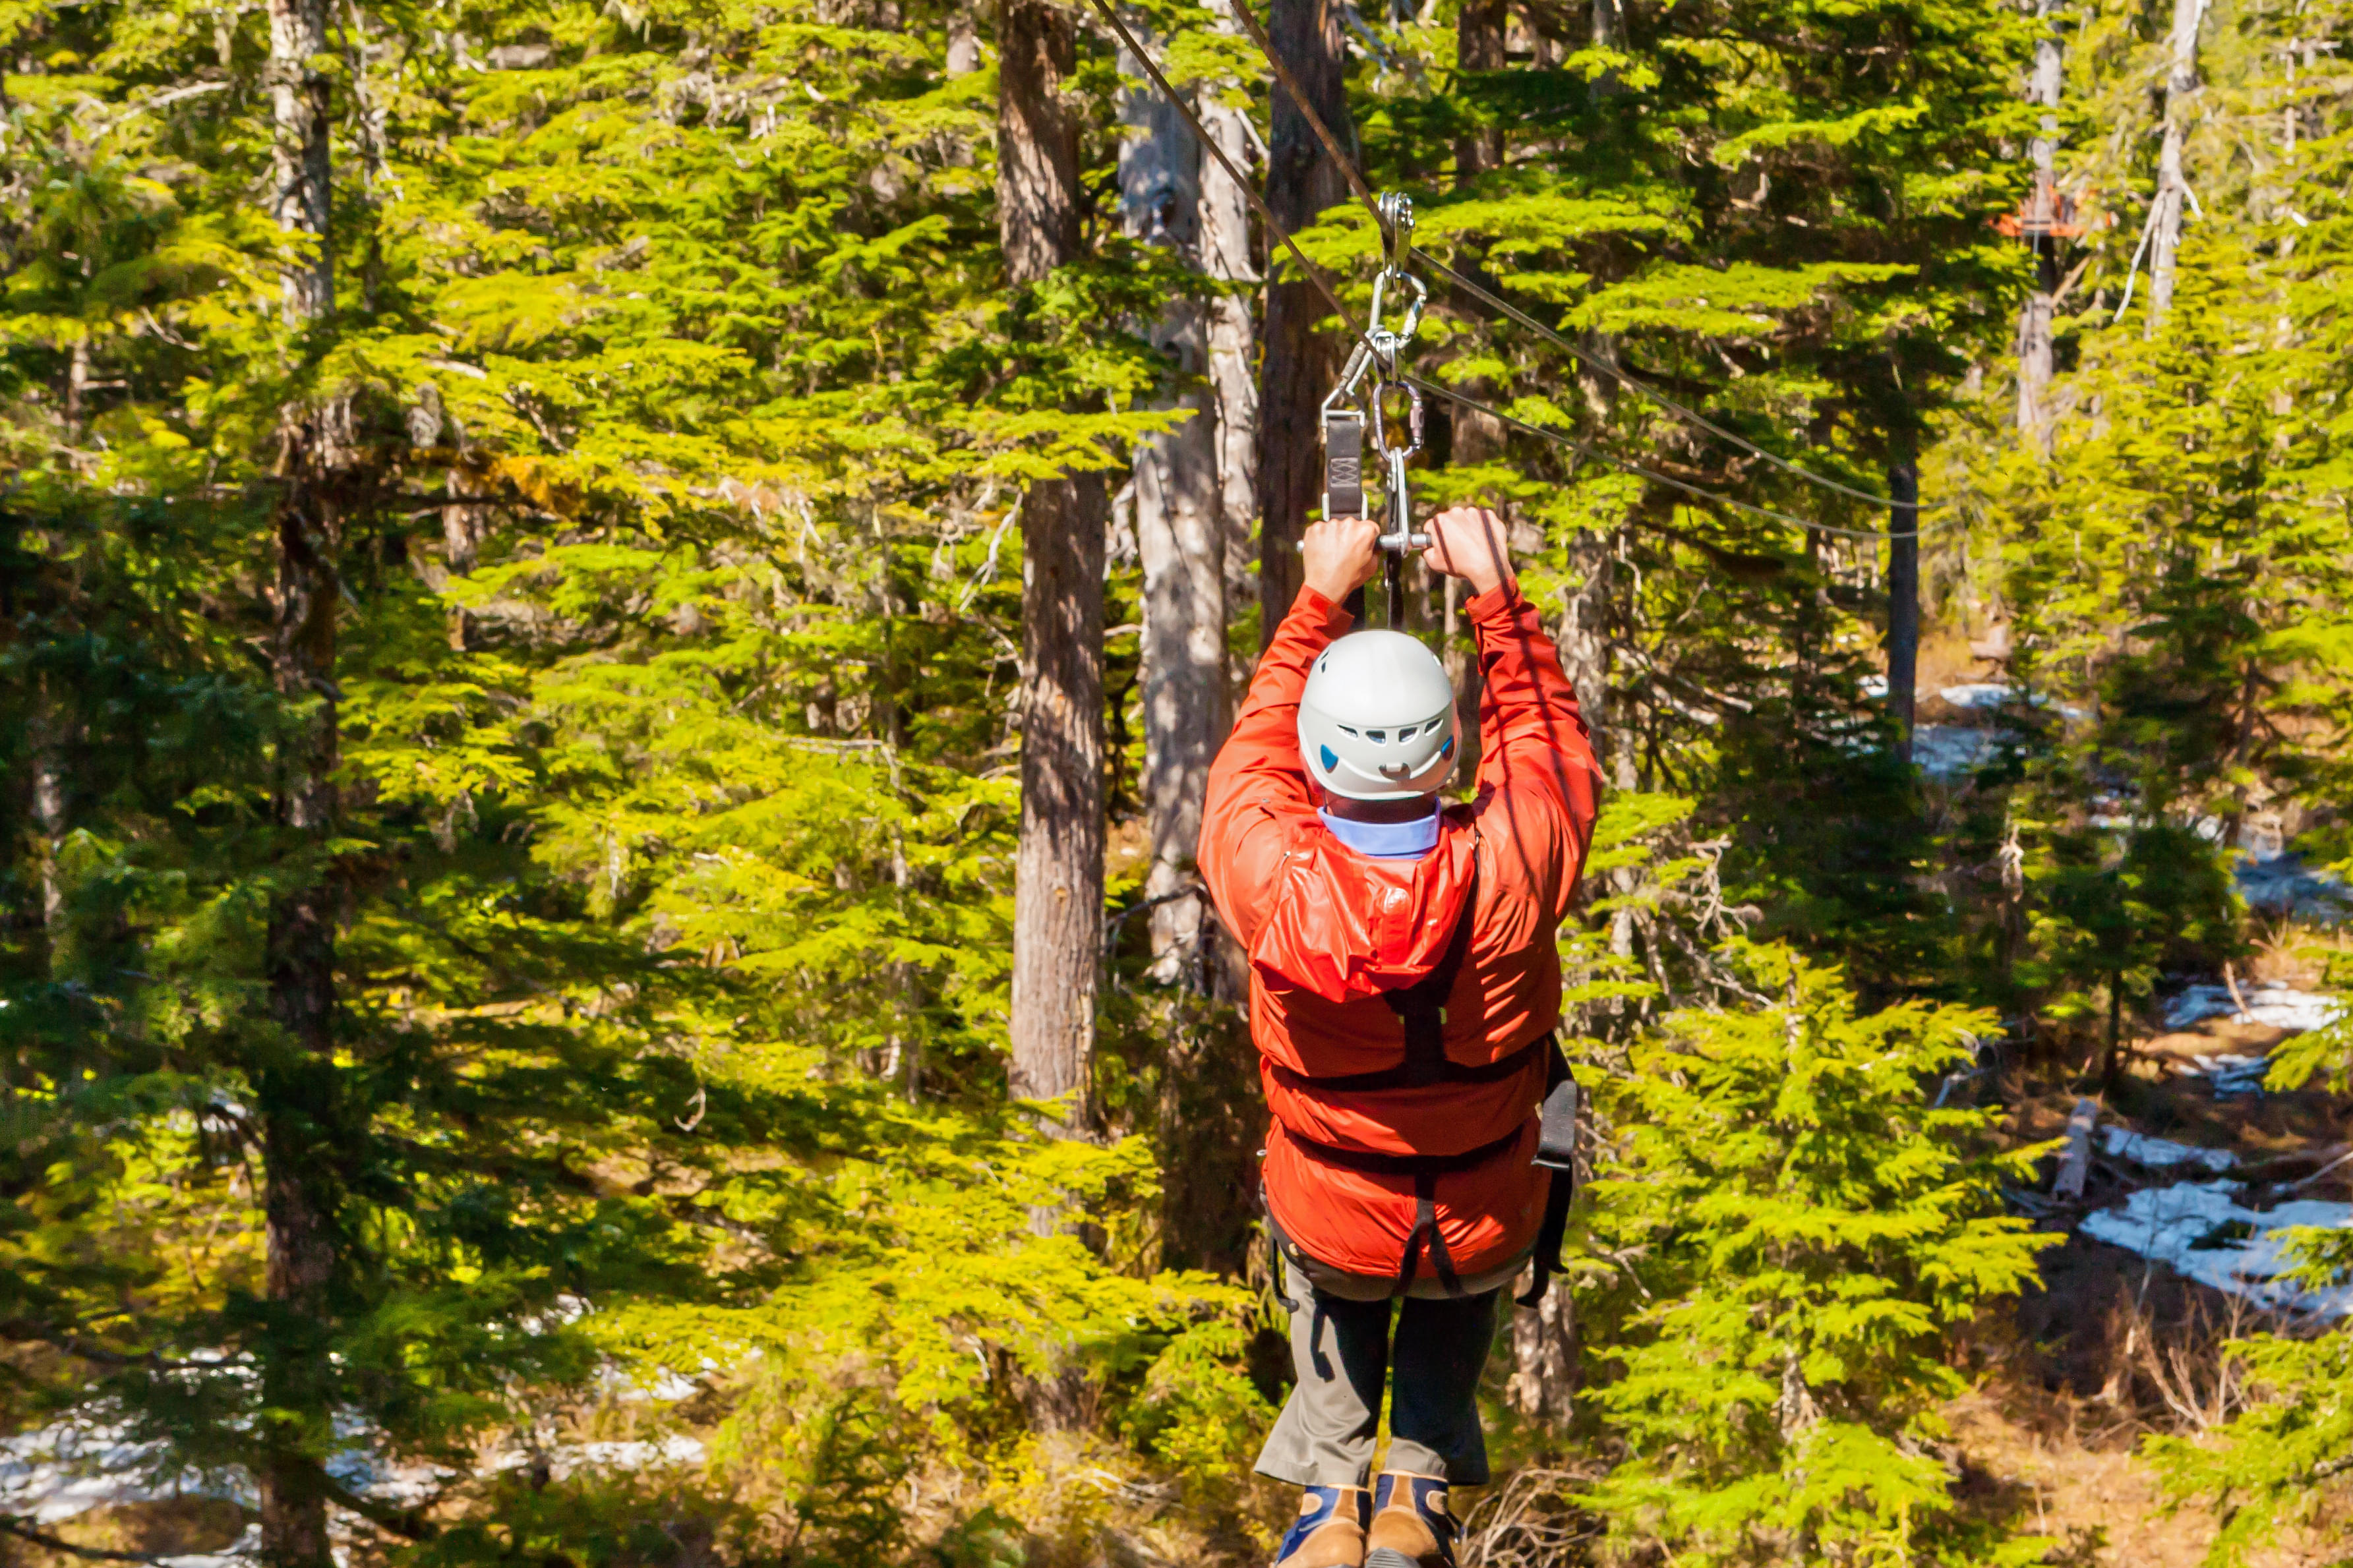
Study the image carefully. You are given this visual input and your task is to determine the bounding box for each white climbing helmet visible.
[1297,630,1462,801]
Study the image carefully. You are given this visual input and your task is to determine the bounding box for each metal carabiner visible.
[1367,375,1424,467]
[1365,270,1427,368]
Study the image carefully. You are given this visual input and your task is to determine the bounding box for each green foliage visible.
[1575,944,2054,1564]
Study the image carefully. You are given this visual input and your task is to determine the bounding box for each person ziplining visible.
[1199,502,1603,1568]
[1177,146,1603,1568]
[1087,7,1932,1560]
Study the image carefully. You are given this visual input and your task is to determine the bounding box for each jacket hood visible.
[1246,821,1479,1004]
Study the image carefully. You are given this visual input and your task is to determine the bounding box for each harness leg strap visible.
[1391,1172,1466,1300]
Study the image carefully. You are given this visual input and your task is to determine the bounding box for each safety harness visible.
[1280,867,1581,1304]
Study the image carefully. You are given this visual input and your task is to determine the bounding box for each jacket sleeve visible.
[1468,583,1605,921]
[1199,587,1354,948]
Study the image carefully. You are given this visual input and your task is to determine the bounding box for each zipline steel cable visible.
[1084,0,1950,544]
[1220,0,1958,527]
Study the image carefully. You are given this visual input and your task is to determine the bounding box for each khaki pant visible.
[1254,1221,1524,1488]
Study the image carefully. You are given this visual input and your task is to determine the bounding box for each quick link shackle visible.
[1320,191,1427,627]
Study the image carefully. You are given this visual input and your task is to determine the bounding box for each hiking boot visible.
[1274,1484,1370,1568]
[1365,1472,1454,1568]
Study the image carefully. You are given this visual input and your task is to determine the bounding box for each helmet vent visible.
[1367,730,1387,743]
[1338,725,1359,737]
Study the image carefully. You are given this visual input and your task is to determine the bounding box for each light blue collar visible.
[1319,805,1442,859]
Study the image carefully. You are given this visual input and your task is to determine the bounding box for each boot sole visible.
[1367,1548,1428,1568]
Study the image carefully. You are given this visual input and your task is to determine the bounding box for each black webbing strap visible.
[1379,871,1478,1088]
[1394,1172,1462,1298]
[1325,413,1368,619]
[1263,1033,1541,1095]
[1516,1037,1581,1308]
[1285,1124,1519,1299]
[1325,412,1365,519]
[1283,1123,1523,1180]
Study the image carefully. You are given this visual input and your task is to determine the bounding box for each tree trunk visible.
[1256,0,1352,644]
[1001,0,1104,1127]
[2147,0,2205,333]
[2017,0,2062,446]
[1557,535,1612,752]
[266,0,333,323]
[1590,0,1623,98]
[1886,458,1920,765]
[1199,0,1261,665]
[1506,1275,1576,1425]
[1119,24,1228,990]
[261,0,339,1557]
[1454,0,1505,181]
[32,686,68,946]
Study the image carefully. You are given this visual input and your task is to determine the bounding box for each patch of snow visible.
[1861,674,1888,699]
[2081,1179,2353,1316]
[1931,682,2089,719]
[2098,1126,2238,1173]
[150,1526,260,1567]
[2236,852,2353,921]
[2162,979,2346,1033]
[0,1421,247,1526]
[2179,1054,2275,1097]
[1,1415,701,1530]
[549,1437,706,1476]
[1938,683,2017,711]
[1912,724,2006,782]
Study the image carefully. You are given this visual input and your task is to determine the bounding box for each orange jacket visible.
[1199,583,1603,1286]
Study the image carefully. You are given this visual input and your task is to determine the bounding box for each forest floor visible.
[1934,940,2353,1567]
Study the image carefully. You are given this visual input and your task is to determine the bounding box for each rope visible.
[1220,1,1959,529]
[1087,0,1952,545]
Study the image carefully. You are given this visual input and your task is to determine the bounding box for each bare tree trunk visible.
[2017,0,2062,446]
[1590,0,1623,98]
[266,0,333,324]
[1256,0,1352,643]
[1119,24,1228,989]
[1198,0,1260,660]
[1556,537,1612,746]
[1001,0,1104,1128]
[1455,0,1505,181]
[1886,457,1920,766]
[947,6,982,75]
[2147,0,2206,333]
[1506,1278,1576,1424]
[31,682,69,947]
[261,0,340,1557]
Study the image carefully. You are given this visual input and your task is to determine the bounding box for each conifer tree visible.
[1576,944,2052,1564]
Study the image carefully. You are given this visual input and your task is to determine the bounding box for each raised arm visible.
[1426,507,1605,919]
[1471,585,1601,819]
[1198,517,1381,946]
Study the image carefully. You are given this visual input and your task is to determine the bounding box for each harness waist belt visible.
[1281,1122,1524,1178]
[1265,1031,1549,1095]
[1282,1122,1524,1299]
